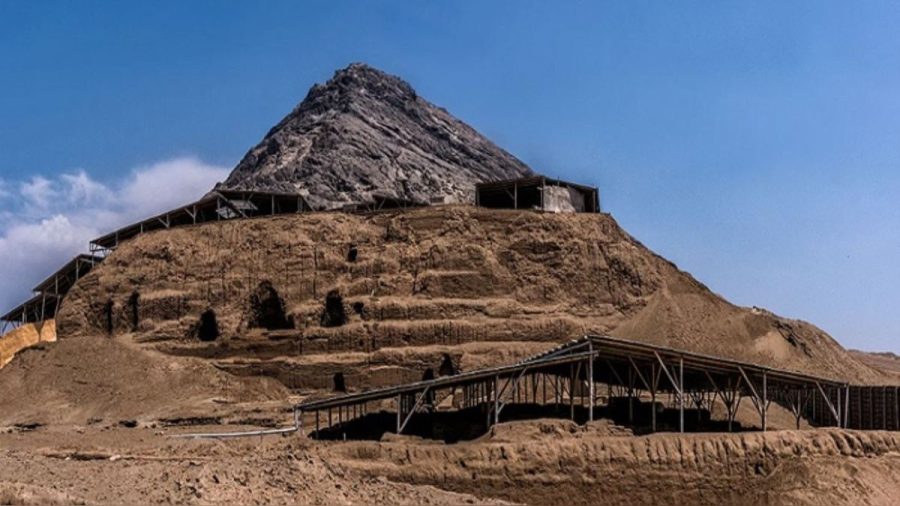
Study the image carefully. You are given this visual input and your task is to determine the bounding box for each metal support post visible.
[588,340,595,422]
[679,356,684,433]
[761,371,767,432]
[396,394,402,433]
[627,367,634,423]
[569,363,575,421]
[494,375,500,426]
[844,384,850,429]
[651,363,657,432]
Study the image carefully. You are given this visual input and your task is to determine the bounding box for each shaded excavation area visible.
[297,335,899,442]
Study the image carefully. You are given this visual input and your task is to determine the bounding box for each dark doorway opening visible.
[198,309,220,342]
[104,299,114,335]
[249,281,293,330]
[320,290,347,327]
[333,372,347,392]
[128,292,140,331]
[347,244,358,263]
[438,354,458,376]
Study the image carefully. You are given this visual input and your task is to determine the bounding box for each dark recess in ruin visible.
[128,291,140,331]
[198,309,219,342]
[439,353,458,376]
[249,281,293,330]
[321,289,347,327]
[347,244,358,262]
[333,372,347,392]
[103,299,114,335]
[351,301,365,316]
[421,368,436,406]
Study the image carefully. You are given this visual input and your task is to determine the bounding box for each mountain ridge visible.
[219,63,534,209]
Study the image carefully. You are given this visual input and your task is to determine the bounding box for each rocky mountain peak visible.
[218,63,534,209]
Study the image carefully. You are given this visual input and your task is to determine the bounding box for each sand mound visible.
[0,333,288,425]
[0,428,507,505]
[0,320,56,369]
[851,350,900,381]
[332,428,900,506]
[56,206,886,391]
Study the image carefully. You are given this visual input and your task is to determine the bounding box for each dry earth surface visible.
[0,421,899,505]
[852,350,900,382]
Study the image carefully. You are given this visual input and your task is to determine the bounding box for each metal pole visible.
[588,341,595,422]
[845,384,851,429]
[834,387,845,428]
[651,363,657,432]
[679,356,684,433]
[569,363,575,421]
[761,371,767,432]
[542,373,547,405]
[396,395,402,433]
[494,375,500,426]
[627,368,634,423]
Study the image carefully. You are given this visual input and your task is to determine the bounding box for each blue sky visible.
[1,1,899,352]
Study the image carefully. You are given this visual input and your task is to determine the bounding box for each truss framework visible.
[297,335,893,440]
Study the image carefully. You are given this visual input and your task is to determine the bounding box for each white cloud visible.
[60,170,111,208]
[20,176,57,212]
[0,157,229,314]
[118,157,226,222]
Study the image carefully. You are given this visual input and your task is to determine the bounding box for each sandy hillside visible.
[333,422,900,506]
[1,421,898,505]
[851,350,900,381]
[54,206,886,396]
[0,333,288,426]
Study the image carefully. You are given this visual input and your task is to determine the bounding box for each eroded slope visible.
[55,206,885,390]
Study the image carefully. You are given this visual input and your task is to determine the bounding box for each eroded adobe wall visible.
[56,206,886,384]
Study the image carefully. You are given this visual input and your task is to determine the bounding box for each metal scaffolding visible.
[295,335,879,440]
[89,190,313,253]
[1,254,103,332]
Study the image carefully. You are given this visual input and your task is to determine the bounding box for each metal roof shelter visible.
[475,176,600,213]
[1,293,59,327]
[337,193,427,214]
[31,254,102,296]
[297,335,866,439]
[2,190,313,331]
[90,190,313,252]
[1,254,103,332]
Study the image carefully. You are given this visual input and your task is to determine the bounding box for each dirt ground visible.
[1,421,898,505]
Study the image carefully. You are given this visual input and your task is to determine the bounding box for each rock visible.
[218,63,533,209]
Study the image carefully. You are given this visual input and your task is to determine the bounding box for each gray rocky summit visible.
[218,63,534,209]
